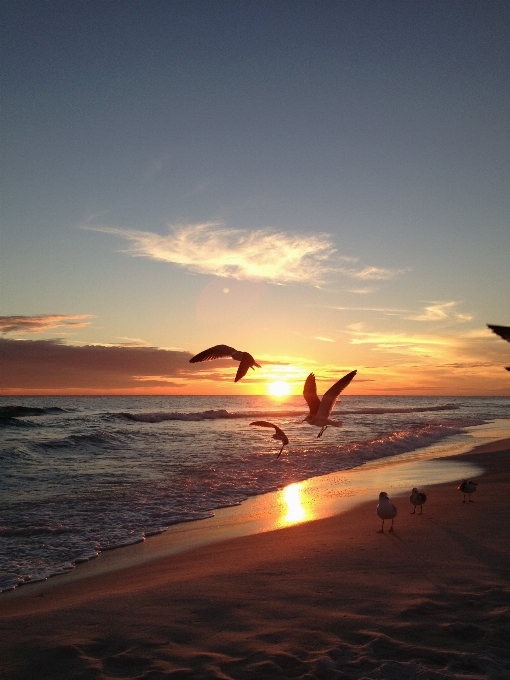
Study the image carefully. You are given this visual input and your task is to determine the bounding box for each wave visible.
[0,405,67,422]
[336,403,460,415]
[39,430,125,449]
[119,403,460,423]
[331,421,475,464]
[120,409,239,422]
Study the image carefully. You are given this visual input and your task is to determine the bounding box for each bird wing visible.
[317,370,357,419]
[488,324,510,342]
[303,373,321,417]
[250,420,278,429]
[235,353,256,382]
[189,345,237,363]
[250,422,288,445]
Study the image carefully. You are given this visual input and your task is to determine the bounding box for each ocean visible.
[1,394,509,593]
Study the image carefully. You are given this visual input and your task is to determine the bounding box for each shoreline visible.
[2,418,509,599]
[1,435,510,678]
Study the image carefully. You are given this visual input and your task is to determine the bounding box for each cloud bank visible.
[0,339,193,391]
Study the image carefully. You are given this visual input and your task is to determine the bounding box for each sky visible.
[1,0,509,396]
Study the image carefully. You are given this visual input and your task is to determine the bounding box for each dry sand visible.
[1,440,509,680]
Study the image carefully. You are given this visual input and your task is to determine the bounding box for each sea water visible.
[0,394,508,593]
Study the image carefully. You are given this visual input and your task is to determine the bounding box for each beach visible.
[1,438,510,679]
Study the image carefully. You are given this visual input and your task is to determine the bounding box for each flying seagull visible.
[303,370,357,438]
[189,345,261,382]
[250,421,289,457]
[458,480,477,503]
[410,487,427,514]
[487,325,510,370]
[377,492,397,533]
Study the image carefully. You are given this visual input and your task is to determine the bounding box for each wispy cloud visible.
[330,306,409,316]
[0,314,93,335]
[84,221,409,287]
[327,300,472,324]
[409,301,473,323]
[346,323,509,371]
[340,265,408,280]
[348,330,453,358]
[315,336,335,342]
[85,222,337,285]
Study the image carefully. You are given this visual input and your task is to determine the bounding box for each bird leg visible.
[377,520,385,533]
[388,519,395,533]
[317,426,327,438]
[277,444,284,458]
[420,505,423,514]
[411,506,416,514]
[469,495,474,502]
[462,495,467,503]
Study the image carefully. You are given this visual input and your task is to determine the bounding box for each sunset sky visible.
[1,1,509,396]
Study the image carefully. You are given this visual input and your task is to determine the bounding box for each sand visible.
[1,440,510,680]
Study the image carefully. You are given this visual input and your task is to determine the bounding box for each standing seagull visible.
[189,345,261,382]
[250,421,289,457]
[377,492,397,533]
[459,480,477,502]
[487,324,510,370]
[410,487,427,514]
[303,370,357,438]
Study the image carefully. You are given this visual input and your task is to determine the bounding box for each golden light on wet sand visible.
[282,482,307,524]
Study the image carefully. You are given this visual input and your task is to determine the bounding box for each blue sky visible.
[1,1,509,395]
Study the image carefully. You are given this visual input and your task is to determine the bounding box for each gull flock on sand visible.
[190,328,501,533]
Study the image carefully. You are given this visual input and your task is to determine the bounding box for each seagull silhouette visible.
[250,421,289,457]
[303,370,357,438]
[377,491,397,533]
[487,324,510,370]
[410,487,427,514]
[189,345,261,382]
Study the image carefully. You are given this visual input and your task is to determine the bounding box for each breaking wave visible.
[120,403,461,423]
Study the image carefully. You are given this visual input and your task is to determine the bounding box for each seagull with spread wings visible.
[250,421,289,457]
[189,345,261,382]
[302,370,357,438]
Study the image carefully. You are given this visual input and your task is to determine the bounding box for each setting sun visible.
[268,381,291,397]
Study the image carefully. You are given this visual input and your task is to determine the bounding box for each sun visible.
[268,381,291,397]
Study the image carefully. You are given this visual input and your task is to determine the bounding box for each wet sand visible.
[1,438,509,679]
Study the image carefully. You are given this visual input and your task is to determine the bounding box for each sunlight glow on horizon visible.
[268,380,291,397]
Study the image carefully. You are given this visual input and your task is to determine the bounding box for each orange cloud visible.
[0,314,93,335]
